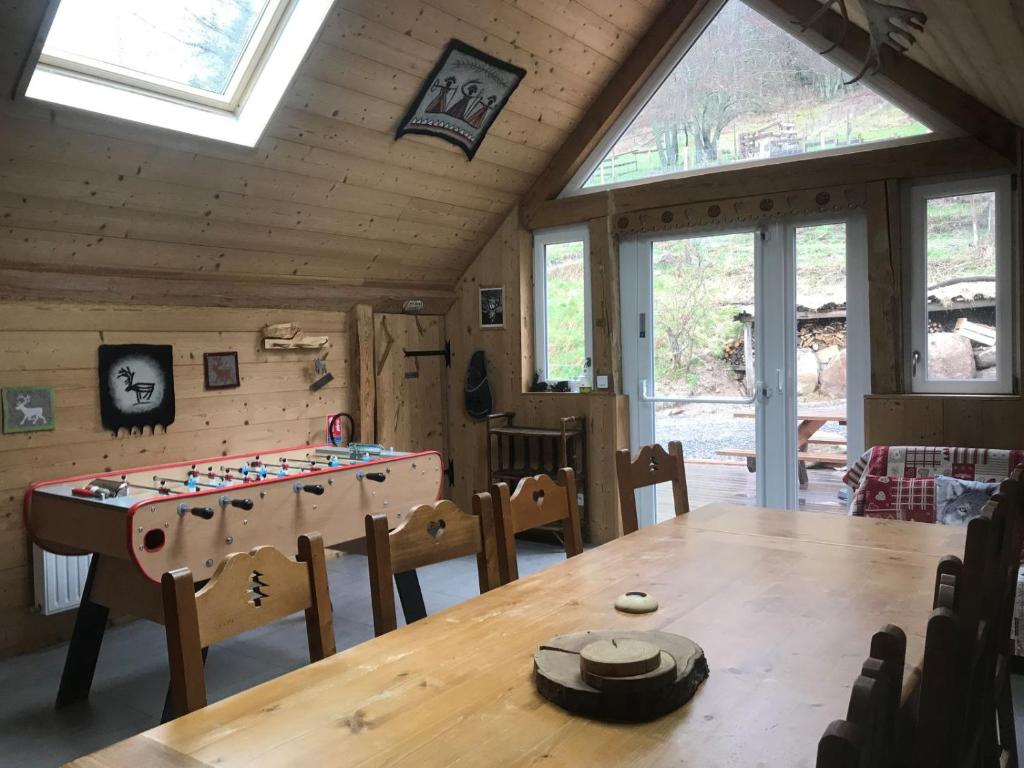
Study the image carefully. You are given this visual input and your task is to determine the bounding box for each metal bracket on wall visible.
[403,339,451,368]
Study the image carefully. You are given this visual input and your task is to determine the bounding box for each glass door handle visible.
[912,350,920,377]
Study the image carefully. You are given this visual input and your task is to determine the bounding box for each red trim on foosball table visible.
[25,445,445,562]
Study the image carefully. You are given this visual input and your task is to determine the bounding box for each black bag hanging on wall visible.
[464,350,492,420]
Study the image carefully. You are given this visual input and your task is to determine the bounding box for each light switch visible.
[596,375,609,389]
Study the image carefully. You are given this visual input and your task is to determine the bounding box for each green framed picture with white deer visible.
[1,386,56,434]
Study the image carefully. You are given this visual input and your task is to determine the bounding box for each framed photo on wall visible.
[480,287,504,329]
[203,351,240,390]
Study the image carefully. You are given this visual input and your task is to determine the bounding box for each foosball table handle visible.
[230,498,254,511]
[301,484,325,496]
[189,507,215,520]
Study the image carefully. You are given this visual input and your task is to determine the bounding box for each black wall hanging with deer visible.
[98,344,176,434]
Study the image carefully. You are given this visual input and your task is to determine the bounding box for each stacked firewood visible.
[722,338,745,367]
[798,320,846,351]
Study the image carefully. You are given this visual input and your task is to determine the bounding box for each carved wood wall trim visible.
[611,184,868,237]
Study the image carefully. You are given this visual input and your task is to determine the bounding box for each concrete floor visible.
[0,541,566,768]
[1,539,1023,767]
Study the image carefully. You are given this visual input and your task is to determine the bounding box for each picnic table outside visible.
[717,409,848,487]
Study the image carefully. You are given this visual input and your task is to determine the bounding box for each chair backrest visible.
[162,533,335,718]
[615,441,689,535]
[817,625,907,768]
[491,467,583,584]
[365,498,500,636]
[914,474,1024,768]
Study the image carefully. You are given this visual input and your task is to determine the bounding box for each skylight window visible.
[569,0,932,192]
[24,0,333,146]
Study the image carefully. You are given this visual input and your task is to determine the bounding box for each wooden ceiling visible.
[0,0,668,310]
[0,0,1020,312]
[844,0,1024,128]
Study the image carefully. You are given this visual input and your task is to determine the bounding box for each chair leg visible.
[997,672,1018,768]
[161,646,208,724]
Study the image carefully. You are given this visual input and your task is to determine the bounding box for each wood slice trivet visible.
[534,630,708,722]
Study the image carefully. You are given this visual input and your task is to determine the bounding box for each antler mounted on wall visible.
[794,0,927,84]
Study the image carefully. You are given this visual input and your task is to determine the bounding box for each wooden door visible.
[373,314,446,454]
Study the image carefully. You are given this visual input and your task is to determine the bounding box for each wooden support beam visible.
[525,136,1011,230]
[865,180,903,396]
[588,217,622,393]
[0,266,456,314]
[746,0,1019,162]
[350,304,376,444]
[519,0,719,217]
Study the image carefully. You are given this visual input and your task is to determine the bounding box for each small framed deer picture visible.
[203,351,240,390]
[1,386,56,433]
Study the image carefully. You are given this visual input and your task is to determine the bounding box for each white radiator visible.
[32,546,91,615]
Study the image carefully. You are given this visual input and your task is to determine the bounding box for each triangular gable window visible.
[571,0,930,192]
[24,0,333,147]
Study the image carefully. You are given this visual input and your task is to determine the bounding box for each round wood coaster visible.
[534,630,708,722]
[614,591,658,614]
[579,638,661,678]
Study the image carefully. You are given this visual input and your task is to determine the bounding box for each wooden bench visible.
[806,434,847,446]
[716,448,847,488]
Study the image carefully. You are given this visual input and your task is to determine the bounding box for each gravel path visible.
[655,401,848,460]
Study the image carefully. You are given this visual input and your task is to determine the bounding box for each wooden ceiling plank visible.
[0,109,500,234]
[324,8,585,131]
[333,0,600,109]
[304,43,570,152]
[0,156,496,247]
[502,0,640,57]
[748,0,1018,161]
[0,225,466,286]
[282,78,552,173]
[423,0,620,83]
[521,0,718,214]
[269,98,540,191]
[573,0,671,37]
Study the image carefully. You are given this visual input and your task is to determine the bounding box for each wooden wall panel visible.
[0,301,351,659]
[865,396,1024,451]
[444,211,629,545]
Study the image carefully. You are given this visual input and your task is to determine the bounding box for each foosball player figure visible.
[186,465,199,491]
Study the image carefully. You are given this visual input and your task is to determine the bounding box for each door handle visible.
[912,350,921,378]
[776,368,784,393]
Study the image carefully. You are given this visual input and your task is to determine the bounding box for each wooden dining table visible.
[66,503,966,768]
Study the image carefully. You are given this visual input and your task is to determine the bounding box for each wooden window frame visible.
[35,0,292,113]
[532,225,593,387]
[907,174,1015,394]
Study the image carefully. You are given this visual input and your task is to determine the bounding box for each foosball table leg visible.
[55,557,110,708]
[395,570,427,625]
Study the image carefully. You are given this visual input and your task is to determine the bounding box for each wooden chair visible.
[615,441,690,535]
[365,498,500,637]
[490,467,584,584]
[817,625,907,768]
[161,533,335,719]
[913,471,1024,768]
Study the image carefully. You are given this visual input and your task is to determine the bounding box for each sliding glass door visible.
[621,215,868,526]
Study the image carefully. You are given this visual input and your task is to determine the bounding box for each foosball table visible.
[25,442,443,708]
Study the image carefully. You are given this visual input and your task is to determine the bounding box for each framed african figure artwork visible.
[1,386,55,433]
[203,351,240,390]
[480,287,505,329]
[396,40,526,160]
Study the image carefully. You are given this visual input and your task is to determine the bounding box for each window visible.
[908,175,1014,393]
[564,0,931,194]
[24,0,334,146]
[533,227,592,386]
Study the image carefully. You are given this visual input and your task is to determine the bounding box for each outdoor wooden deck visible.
[655,460,848,521]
